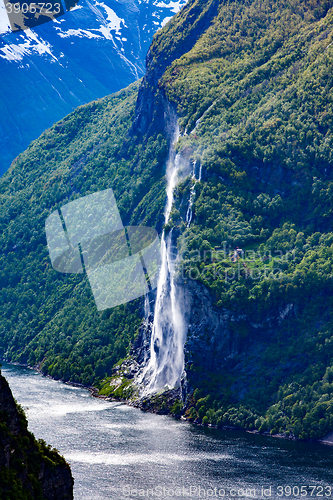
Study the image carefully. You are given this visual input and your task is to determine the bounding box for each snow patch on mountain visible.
[155,1,186,13]
[56,27,102,39]
[0,0,188,88]
[0,0,187,39]
[97,2,126,34]
[52,2,126,43]
[0,29,58,62]
[0,0,188,174]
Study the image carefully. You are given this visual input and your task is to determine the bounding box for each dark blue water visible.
[2,362,333,500]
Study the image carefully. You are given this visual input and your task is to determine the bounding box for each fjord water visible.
[2,363,333,500]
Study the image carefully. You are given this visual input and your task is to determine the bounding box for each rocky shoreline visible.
[3,360,332,447]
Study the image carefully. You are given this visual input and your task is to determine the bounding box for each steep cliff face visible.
[111,275,296,407]
[132,0,220,136]
[0,370,73,500]
[182,279,296,406]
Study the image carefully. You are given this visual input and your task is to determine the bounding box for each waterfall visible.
[186,161,197,227]
[139,127,187,394]
[186,160,202,227]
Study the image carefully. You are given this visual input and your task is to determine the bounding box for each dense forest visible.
[2,0,333,440]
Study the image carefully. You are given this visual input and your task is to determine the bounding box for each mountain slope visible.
[0,80,169,385]
[145,0,333,439]
[0,0,186,175]
[2,0,333,440]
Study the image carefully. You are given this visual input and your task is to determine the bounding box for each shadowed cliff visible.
[0,369,74,500]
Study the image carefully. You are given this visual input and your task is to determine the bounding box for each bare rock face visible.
[182,279,241,377]
[0,372,23,436]
[131,0,220,138]
[180,278,298,405]
[0,369,74,500]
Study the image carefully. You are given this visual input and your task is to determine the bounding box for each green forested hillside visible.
[2,0,333,440]
[0,82,167,385]
[142,0,333,440]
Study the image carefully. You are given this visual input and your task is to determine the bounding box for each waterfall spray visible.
[186,160,202,227]
[186,160,203,228]
[139,127,187,394]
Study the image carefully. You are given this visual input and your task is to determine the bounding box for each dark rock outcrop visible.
[125,274,296,408]
[0,370,74,500]
[131,0,220,137]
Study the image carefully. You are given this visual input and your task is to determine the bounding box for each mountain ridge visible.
[0,0,186,175]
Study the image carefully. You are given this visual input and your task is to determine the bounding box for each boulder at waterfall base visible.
[2,0,333,440]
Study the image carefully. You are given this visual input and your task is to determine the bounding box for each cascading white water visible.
[186,161,198,227]
[185,162,196,227]
[186,160,202,227]
[139,127,187,394]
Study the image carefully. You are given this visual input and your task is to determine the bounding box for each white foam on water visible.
[66,451,230,465]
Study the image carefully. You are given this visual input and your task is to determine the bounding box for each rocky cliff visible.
[132,0,220,137]
[0,370,74,500]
